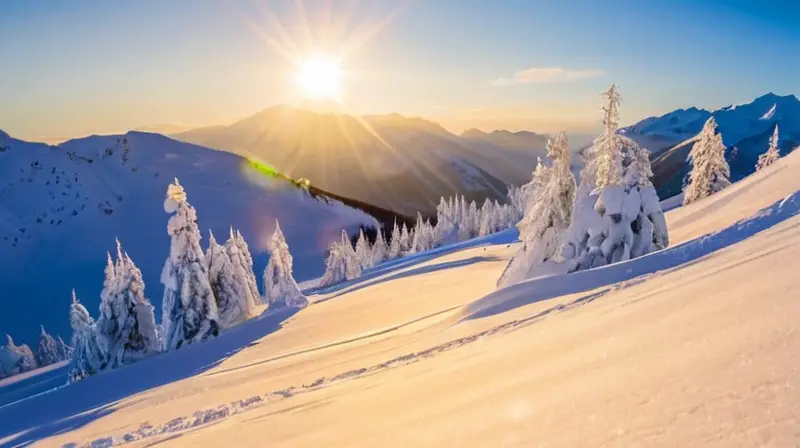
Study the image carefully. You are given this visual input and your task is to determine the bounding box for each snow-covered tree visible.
[683,117,731,205]
[371,229,388,266]
[388,221,402,260]
[399,223,412,254]
[68,290,104,382]
[499,131,577,287]
[231,229,261,303]
[96,241,161,369]
[319,230,362,287]
[206,231,255,329]
[0,334,37,379]
[35,326,61,367]
[756,124,781,171]
[161,179,220,351]
[561,85,669,274]
[594,84,624,188]
[263,221,308,309]
[355,229,373,269]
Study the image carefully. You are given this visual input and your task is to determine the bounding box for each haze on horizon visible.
[1,0,799,143]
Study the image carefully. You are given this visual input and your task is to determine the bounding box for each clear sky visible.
[1,0,799,142]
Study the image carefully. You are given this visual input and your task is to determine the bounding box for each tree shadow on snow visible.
[0,307,300,446]
[317,255,503,304]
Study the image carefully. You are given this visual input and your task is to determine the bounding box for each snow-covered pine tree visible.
[319,230,362,287]
[371,229,388,266]
[756,124,781,171]
[388,221,402,260]
[263,221,308,309]
[399,223,412,254]
[36,325,60,367]
[206,231,253,329]
[233,229,261,302]
[561,85,669,273]
[478,198,493,237]
[355,229,373,269]
[69,290,104,382]
[160,179,220,351]
[223,229,259,322]
[96,241,161,369]
[498,131,577,287]
[594,84,624,189]
[683,117,731,205]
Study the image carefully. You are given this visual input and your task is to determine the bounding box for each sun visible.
[294,56,342,101]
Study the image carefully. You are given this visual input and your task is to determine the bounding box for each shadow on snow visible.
[0,307,300,446]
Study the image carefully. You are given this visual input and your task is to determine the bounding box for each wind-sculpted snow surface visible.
[465,190,800,320]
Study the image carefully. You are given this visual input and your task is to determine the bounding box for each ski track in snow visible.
[70,190,800,447]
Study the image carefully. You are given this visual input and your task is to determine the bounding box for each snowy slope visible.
[623,93,800,198]
[3,150,800,447]
[173,107,541,216]
[0,130,377,347]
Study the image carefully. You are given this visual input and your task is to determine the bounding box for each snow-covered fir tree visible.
[756,124,781,171]
[594,84,624,188]
[96,241,161,369]
[683,117,731,205]
[161,179,220,351]
[399,223,412,254]
[0,335,37,379]
[35,325,62,367]
[223,229,259,321]
[388,221,402,260]
[561,85,669,273]
[355,229,373,269]
[232,229,261,304]
[319,230,362,287]
[68,290,104,382]
[263,221,308,308]
[498,131,577,287]
[205,231,256,329]
[371,229,388,266]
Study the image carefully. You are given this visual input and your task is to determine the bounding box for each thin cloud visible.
[492,67,604,86]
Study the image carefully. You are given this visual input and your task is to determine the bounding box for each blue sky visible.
[1,0,798,141]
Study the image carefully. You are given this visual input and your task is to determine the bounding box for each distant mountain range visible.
[0,130,386,346]
[622,92,800,198]
[172,107,557,216]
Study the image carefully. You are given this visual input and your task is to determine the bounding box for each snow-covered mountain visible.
[0,130,378,347]
[173,107,544,216]
[622,93,800,197]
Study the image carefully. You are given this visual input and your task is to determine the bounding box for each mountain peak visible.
[461,128,488,138]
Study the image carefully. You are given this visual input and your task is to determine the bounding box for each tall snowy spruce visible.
[355,229,373,269]
[683,117,731,205]
[319,230,362,287]
[95,241,161,369]
[205,231,256,329]
[498,131,577,287]
[263,221,308,309]
[561,84,669,273]
[231,229,261,305]
[160,179,220,351]
[388,221,402,260]
[756,124,781,171]
[35,326,62,367]
[69,290,104,382]
[399,223,412,254]
[371,229,388,266]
